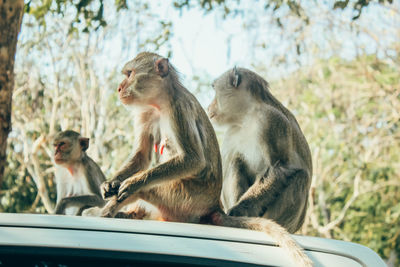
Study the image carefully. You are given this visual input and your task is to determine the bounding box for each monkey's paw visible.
[82,207,102,217]
[101,205,117,218]
[101,180,120,199]
[101,210,114,218]
[117,176,144,202]
[228,201,256,217]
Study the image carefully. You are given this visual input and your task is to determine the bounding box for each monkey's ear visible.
[79,137,89,152]
[155,58,169,77]
[231,66,241,88]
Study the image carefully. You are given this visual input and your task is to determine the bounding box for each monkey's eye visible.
[126,69,136,78]
[55,142,67,149]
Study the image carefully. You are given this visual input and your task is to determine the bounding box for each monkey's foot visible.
[228,201,258,217]
[81,207,102,217]
[101,209,115,218]
[115,206,147,220]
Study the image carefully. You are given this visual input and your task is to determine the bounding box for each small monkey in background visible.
[100,52,312,266]
[208,67,312,233]
[53,130,105,215]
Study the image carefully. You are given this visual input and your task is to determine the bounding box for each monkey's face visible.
[53,131,89,165]
[53,139,80,165]
[118,53,169,107]
[208,68,253,126]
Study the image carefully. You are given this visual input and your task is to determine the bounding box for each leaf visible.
[333,0,349,10]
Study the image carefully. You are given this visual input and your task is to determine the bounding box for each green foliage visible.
[25,0,127,33]
[174,0,393,21]
[269,54,400,263]
[333,0,393,20]
[2,6,168,213]
[2,0,398,263]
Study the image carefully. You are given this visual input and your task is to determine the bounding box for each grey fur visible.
[53,131,106,215]
[100,53,312,266]
[208,67,312,233]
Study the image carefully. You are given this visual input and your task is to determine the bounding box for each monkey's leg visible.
[102,151,153,199]
[115,205,148,220]
[228,166,307,217]
[222,156,254,208]
[101,194,139,218]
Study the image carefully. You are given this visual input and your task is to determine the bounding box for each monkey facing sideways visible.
[208,67,312,234]
[53,130,105,216]
[100,52,312,266]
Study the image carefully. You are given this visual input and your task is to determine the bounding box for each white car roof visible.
[0,213,385,267]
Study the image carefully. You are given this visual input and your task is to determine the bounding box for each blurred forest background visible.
[0,0,399,265]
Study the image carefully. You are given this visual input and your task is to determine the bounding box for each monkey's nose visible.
[118,86,122,92]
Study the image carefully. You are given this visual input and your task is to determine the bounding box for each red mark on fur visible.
[150,103,161,110]
[154,144,158,153]
[67,167,74,176]
[160,144,165,155]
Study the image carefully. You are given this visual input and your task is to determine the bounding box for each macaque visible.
[101,52,312,266]
[208,67,312,234]
[53,130,105,215]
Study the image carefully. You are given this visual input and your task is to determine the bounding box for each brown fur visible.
[100,53,312,267]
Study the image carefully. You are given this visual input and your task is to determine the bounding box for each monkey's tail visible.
[212,212,313,267]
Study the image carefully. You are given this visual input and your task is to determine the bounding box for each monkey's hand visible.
[117,174,144,202]
[101,179,121,199]
[228,200,262,217]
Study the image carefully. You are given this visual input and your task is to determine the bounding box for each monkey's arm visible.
[114,148,152,181]
[228,166,307,217]
[117,153,205,201]
[229,110,301,217]
[102,121,155,198]
[55,195,105,215]
[117,111,206,201]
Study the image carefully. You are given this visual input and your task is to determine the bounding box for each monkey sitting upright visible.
[208,67,312,233]
[100,52,312,266]
[53,130,105,215]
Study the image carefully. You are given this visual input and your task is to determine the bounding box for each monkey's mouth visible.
[54,153,65,164]
[54,158,65,164]
[119,94,135,104]
[120,96,133,104]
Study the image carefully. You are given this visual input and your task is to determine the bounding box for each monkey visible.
[100,52,312,266]
[53,130,106,216]
[82,199,161,220]
[207,67,313,234]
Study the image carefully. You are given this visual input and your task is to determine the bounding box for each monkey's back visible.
[258,99,312,233]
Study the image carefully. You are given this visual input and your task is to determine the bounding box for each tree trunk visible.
[0,0,24,188]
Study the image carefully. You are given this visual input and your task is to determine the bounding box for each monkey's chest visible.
[223,133,265,174]
[154,128,178,162]
[65,175,91,196]
[55,168,92,215]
